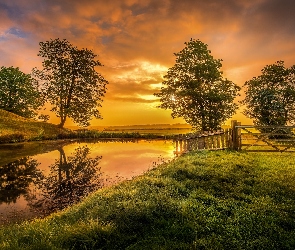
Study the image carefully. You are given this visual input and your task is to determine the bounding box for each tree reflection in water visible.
[0,157,42,204]
[29,146,103,215]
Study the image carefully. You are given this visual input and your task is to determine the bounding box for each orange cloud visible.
[1,0,295,126]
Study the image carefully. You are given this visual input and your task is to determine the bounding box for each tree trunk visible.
[58,117,66,128]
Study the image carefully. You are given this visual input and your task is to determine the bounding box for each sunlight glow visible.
[113,61,167,83]
[138,94,158,101]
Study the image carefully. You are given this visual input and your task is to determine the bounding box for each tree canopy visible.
[154,39,240,131]
[0,66,42,118]
[242,61,295,126]
[33,38,108,128]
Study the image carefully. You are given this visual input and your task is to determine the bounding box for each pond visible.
[0,139,176,225]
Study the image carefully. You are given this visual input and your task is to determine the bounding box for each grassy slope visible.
[1,150,295,249]
[0,109,71,142]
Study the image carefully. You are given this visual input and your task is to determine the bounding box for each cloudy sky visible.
[1,0,295,126]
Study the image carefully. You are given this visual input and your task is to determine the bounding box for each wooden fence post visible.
[198,136,205,149]
[175,139,179,154]
[216,133,221,149]
[221,132,225,148]
[231,120,241,150]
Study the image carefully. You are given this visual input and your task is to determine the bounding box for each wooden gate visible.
[233,123,295,152]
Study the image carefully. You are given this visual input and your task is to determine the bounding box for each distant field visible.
[67,123,234,136]
[68,124,194,135]
[103,127,193,135]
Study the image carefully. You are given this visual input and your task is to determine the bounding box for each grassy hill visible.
[0,109,72,143]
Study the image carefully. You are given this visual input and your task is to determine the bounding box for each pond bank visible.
[1,150,295,249]
[0,139,175,225]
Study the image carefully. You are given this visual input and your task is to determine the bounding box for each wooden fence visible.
[174,120,295,154]
[174,129,232,155]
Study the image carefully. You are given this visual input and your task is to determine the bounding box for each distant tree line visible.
[1,37,295,130]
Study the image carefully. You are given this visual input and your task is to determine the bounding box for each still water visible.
[0,139,175,225]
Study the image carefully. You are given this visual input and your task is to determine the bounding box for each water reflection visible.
[28,146,103,216]
[0,139,175,225]
[0,157,42,204]
[0,157,42,224]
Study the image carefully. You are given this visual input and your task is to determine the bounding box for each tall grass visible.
[1,150,295,249]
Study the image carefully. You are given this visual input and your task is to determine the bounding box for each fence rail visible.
[174,120,295,154]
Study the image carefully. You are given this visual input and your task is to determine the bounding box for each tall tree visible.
[154,39,240,131]
[242,61,295,126]
[33,38,108,128]
[0,66,42,118]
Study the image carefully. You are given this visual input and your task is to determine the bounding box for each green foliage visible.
[0,66,42,118]
[155,39,240,131]
[242,61,295,126]
[37,114,50,122]
[1,151,295,249]
[33,38,108,128]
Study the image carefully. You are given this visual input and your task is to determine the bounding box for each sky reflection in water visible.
[0,139,175,225]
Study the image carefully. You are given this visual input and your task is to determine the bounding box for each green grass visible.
[0,109,72,142]
[1,150,295,249]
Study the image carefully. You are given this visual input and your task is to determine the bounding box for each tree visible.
[154,39,240,131]
[0,66,42,118]
[242,61,295,126]
[33,38,108,128]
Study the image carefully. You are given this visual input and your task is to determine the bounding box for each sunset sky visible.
[1,0,295,127]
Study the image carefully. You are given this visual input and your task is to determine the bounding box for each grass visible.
[0,109,72,142]
[1,150,295,249]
